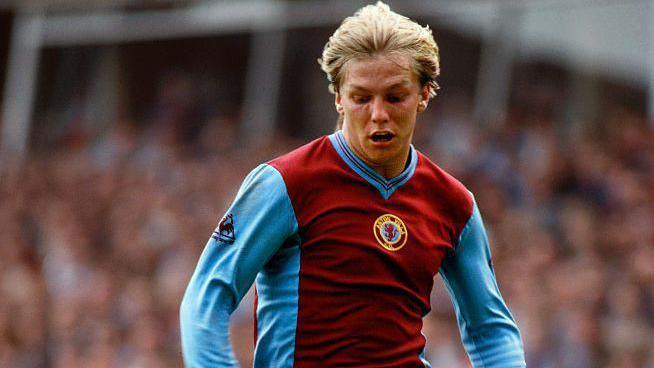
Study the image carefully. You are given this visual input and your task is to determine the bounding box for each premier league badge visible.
[373,214,408,251]
[212,213,235,244]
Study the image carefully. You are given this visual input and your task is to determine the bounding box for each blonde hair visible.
[319,1,440,99]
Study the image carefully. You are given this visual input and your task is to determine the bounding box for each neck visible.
[341,131,411,180]
[368,150,410,179]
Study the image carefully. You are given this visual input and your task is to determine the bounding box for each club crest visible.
[212,213,235,244]
[373,214,408,251]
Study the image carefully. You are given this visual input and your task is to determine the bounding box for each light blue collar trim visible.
[328,130,417,200]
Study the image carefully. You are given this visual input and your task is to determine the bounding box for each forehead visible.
[340,53,419,92]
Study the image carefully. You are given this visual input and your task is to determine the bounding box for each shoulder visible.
[236,163,290,204]
[414,150,475,239]
[414,150,473,209]
[266,134,351,218]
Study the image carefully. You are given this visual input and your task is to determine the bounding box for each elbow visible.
[464,320,526,368]
[467,316,524,347]
[179,288,237,367]
[179,281,211,343]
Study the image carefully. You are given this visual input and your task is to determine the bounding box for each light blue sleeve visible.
[180,164,298,367]
[438,199,526,368]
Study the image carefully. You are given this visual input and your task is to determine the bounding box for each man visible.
[180,2,526,367]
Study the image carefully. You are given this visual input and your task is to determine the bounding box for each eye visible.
[386,94,406,103]
[353,95,370,104]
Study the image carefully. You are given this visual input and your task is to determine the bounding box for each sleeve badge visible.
[212,214,235,244]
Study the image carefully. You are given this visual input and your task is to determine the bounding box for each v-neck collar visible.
[328,130,418,200]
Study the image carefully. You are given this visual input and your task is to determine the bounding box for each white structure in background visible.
[1,0,653,157]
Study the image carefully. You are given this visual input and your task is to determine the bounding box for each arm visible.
[439,199,526,368]
[180,164,297,367]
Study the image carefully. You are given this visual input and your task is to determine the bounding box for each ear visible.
[335,93,343,114]
[417,85,430,113]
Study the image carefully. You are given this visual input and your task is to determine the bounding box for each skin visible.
[336,53,430,180]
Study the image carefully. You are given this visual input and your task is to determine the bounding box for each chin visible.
[372,143,400,156]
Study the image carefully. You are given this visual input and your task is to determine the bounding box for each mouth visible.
[370,131,395,143]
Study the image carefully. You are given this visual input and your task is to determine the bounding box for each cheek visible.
[390,104,418,121]
[344,105,370,122]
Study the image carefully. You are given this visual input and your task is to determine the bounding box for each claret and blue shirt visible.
[180,131,526,367]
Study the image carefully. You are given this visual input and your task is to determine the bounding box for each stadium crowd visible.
[1,85,653,367]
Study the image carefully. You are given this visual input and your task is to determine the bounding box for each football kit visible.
[180,131,526,367]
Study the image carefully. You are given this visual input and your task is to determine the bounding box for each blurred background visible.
[0,0,653,367]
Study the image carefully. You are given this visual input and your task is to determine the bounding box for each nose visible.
[370,97,389,124]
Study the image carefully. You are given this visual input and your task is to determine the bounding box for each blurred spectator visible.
[1,74,653,368]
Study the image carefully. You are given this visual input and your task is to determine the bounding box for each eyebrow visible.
[349,80,413,93]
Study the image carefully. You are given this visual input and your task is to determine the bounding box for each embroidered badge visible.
[373,214,408,251]
[212,214,235,244]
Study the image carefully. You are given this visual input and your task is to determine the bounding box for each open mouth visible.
[371,132,394,143]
